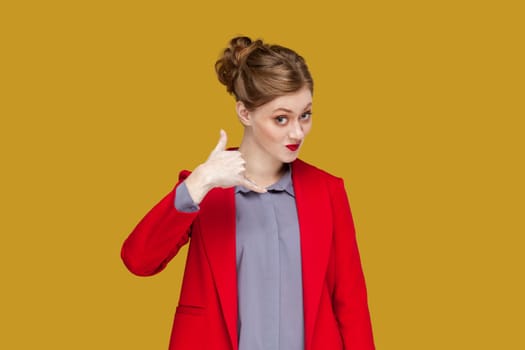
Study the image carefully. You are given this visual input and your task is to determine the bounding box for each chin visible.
[280,153,299,163]
[267,147,300,164]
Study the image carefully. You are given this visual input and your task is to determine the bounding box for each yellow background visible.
[1,0,523,349]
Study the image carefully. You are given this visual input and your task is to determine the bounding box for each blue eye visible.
[275,116,288,125]
[301,112,312,120]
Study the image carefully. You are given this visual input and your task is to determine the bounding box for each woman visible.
[121,36,375,350]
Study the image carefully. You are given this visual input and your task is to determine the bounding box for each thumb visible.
[211,129,227,155]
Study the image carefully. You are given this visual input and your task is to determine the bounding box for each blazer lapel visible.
[199,187,238,350]
[292,160,333,350]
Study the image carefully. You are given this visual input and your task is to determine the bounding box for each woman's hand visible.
[184,130,267,204]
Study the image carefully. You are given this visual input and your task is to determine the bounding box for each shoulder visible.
[292,158,345,189]
[292,158,342,181]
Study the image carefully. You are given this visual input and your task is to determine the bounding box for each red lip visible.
[286,144,300,151]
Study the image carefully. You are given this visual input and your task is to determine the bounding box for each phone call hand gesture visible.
[184,130,267,204]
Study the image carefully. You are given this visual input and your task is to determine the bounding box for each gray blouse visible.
[175,166,304,350]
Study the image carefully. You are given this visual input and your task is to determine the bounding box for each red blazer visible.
[121,158,375,350]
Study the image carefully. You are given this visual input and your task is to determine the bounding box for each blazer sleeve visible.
[121,170,199,276]
[330,177,376,349]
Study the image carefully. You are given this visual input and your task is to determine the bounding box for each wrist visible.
[185,166,213,204]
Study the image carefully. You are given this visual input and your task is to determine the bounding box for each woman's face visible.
[242,86,313,164]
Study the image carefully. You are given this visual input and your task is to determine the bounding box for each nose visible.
[288,120,304,141]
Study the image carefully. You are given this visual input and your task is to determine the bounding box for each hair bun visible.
[215,36,313,109]
[215,36,261,95]
[229,36,253,67]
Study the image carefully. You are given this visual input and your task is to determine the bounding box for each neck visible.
[239,135,286,188]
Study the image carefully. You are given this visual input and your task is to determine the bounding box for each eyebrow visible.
[272,102,312,114]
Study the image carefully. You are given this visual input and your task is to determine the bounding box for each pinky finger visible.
[241,176,267,193]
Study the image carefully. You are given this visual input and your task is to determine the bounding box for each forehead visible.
[259,87,312,114]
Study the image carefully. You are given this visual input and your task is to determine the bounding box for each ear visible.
[236,101,252,126]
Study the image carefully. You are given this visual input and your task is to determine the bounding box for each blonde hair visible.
[215,36,313,110]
